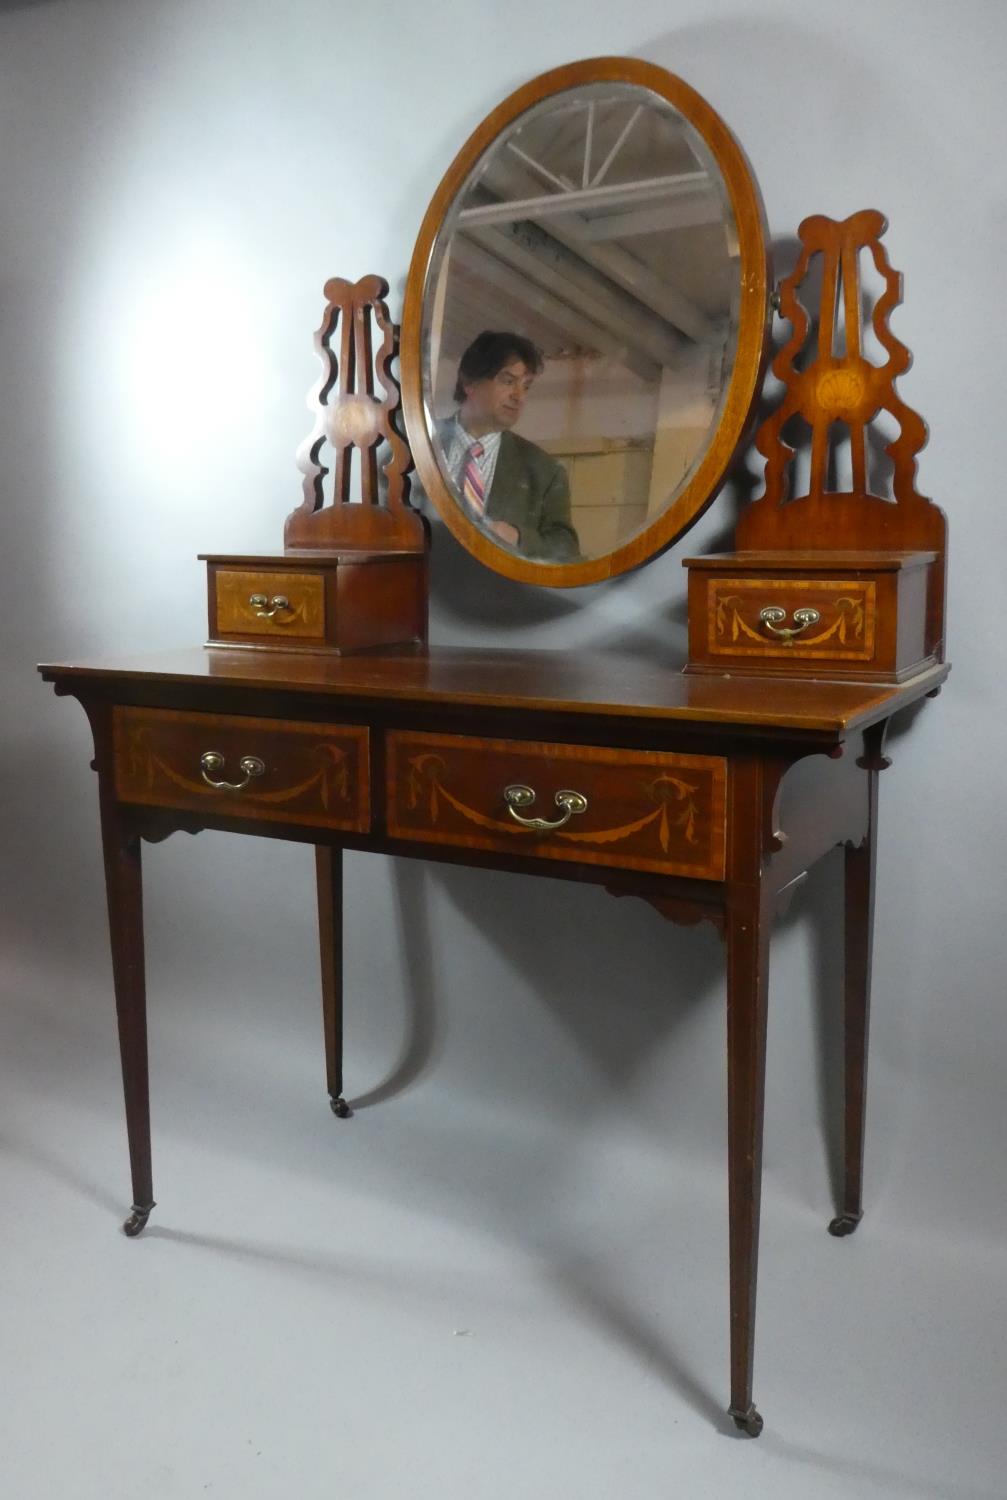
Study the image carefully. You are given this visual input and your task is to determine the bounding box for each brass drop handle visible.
[504,783,588,832]
[248,593,291,619]
[200,751,266,791]
[758,605,821,641]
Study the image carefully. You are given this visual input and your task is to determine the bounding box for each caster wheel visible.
[729,1405,764,1437]
[122,1203,154,1237]
[329,1095,353,1119]
[828,1212,862,1237]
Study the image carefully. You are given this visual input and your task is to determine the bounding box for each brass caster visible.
[122,1202,155,1237]
[828,1211,863,1237]
[729,1404,764,1438]
[329,1095,353,1119]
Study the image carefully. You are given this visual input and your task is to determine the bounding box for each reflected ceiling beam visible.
[581,195,725,240]
[458,171,710,226]
[478,156,717,344]
[463,219,677,373]
[588,104,643,187]
[510,100,686,195]
[450,236,660,383]
[440,289,575,357]
[552,220,720,345]
[517,102,598,187]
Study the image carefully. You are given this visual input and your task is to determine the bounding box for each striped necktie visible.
[462,441,485,515]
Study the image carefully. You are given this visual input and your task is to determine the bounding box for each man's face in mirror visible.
[460,359,536,436]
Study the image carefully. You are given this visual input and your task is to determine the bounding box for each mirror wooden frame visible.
[401,56,772,588]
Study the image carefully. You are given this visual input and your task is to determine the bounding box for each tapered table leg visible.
[316,846,351,1118]
[725,883,772,1436]
[98,786,155,1236]
[829,765,879,1237]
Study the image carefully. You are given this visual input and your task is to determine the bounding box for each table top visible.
[38,645,950,737]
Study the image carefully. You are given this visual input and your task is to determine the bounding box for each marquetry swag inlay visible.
[386,731,727,881]
[112,708,370,831]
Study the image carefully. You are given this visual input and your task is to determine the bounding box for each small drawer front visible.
[113,707,369,831]
[707,577,877,661]
[215,569,326,641]
[387,732,726,881]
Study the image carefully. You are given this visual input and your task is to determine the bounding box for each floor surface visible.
[3,961,1003,1500]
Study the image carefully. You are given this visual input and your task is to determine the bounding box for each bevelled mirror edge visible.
[400,56,772,588]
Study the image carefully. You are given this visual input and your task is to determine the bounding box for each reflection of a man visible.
[439,331,579,562]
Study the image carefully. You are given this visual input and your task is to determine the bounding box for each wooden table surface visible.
[39,645,950,735]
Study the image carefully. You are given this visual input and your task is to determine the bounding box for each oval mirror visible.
[401,58,770,587]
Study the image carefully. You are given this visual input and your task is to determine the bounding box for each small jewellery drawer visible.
[705,577,877,662]
[113,707,369,831]
[684,550,936,681]
[213,568,326,644]
[386,732,726,881]
[203,553,429,654]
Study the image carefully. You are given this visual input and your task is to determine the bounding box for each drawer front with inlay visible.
[706,577,877,662]
[113,707,369,831]
[214,569,326,642]
[386,732,726,880]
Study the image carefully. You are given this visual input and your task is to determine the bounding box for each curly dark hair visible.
[453,330,544,403]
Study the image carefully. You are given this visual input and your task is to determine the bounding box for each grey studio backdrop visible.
[2,2,1005,1498]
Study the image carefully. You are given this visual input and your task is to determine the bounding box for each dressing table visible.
[39,58,948,1437]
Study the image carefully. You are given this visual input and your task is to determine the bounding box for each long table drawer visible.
[113,707,370,831]
[386,731,726,880]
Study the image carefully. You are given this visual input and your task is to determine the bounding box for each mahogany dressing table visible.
[40,60,948,1437]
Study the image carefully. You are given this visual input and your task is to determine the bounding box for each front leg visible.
[98,784,155,1236]
[725,882,772,1436]
[830,751,882,1237]
[316,846,351,1118]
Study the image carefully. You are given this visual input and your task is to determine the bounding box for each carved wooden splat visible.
[284,275,426,552]
[736,209,947,660]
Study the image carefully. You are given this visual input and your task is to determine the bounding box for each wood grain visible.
[386,730,727,879]
[112,707,370,832]
[41,645,949,735]
[214,569,326,641]
[735,210,947,661]
[285,274,426,555]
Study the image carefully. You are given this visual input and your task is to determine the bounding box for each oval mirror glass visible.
[402,59,769,586]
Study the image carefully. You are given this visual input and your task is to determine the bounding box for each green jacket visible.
[484,431,580,563]
[438,424,580,563]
